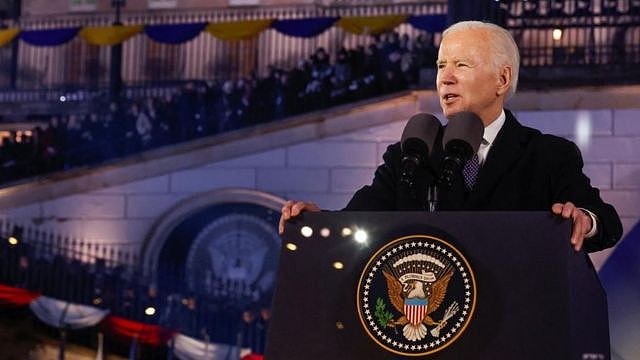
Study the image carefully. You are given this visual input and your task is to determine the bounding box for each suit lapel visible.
[466,110,527,208]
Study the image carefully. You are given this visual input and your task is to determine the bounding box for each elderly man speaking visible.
[279,21,622,253]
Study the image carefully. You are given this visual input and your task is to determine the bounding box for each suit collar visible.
[466,109,528,207]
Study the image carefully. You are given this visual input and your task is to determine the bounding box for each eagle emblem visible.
[382,265,456,341]
[357,235,476,356]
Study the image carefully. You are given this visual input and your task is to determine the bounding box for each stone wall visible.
[2,89,639,270]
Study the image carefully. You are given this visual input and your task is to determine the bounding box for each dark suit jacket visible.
[345,110,622,252]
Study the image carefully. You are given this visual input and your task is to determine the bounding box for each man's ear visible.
[496,65,512,96]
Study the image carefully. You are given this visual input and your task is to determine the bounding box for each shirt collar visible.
[483,109,506,145]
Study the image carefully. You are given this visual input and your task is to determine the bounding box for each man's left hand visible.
[551,202,593,252]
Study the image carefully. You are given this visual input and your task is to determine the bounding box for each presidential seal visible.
[356,234,476,356]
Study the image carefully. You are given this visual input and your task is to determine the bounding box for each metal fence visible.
[0,217,270,350]
[0,1,638,94]
[2,2,445,91]
[502,1,640,68]
[0,217,139,270]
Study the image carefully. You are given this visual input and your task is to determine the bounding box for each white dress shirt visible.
[477,110,506,166]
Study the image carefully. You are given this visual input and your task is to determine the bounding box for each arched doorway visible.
[140,188,284,345]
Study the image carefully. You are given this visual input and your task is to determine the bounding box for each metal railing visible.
[0,1,638,93]
[0,218,139,271]
[0,217,270,352]
[0,2,446,90]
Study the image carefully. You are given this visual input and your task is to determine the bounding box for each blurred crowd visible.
[0,31,438,184]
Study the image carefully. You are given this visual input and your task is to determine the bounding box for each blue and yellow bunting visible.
[206,19,273,41]
[3,13,446,48]
[79,25,144,46]
[0,28,20,47]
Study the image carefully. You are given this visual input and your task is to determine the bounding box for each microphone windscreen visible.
[401,113,442,157]
[442,111,484,154]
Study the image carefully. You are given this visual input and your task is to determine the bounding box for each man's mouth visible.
[443,94,459,104]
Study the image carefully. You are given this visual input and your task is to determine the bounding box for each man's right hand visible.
[279,200,321,235]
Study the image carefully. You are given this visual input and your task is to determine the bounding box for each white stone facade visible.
[1,89,639,270]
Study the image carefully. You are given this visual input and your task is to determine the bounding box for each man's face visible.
[436,29,507,125]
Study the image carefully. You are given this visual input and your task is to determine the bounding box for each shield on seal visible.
[404,298,429,325]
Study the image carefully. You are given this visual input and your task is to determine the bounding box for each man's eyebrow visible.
[440,57,473,64]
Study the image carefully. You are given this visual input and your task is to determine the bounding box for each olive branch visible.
[374,298,394,328]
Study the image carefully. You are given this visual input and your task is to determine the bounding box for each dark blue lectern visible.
[266,212,609,360]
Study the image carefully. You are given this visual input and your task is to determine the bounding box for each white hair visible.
[443,21,520,97]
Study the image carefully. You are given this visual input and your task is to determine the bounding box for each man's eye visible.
[457,63,468,67]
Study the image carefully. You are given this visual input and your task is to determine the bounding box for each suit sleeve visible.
[343,143,401,211]
[549,139,622,252]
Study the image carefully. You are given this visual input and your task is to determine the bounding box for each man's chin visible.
[443,108,465,120]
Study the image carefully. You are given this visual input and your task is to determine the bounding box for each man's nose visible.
[438,66,456,85]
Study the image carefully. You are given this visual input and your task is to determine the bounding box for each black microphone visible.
[400,113,442,189]
[440,111,484,189]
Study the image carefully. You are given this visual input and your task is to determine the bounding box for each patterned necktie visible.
[462,154,480,190]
